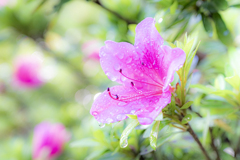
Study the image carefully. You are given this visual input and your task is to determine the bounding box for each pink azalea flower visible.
[32,122,70,160]
[0,0,8,8]
[82,40,101,61]
[90,17,186,125]
[14,55,44,88]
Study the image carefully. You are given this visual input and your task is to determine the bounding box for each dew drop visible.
[117,52,124,59]
[138,117,153,125]
[106,118,113,124]
[126,57,132,64]
[121,139,128,148]
[117,114,127,121]
[121,76,127,82]
[100,51,106,57]
[106,72,117,81]
[118,102,128,106]
[92,111,98,116]
[130,110,136,114]
[99,122,105,128]
[114,63,121,71]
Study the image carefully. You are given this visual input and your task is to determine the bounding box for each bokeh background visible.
[0,0,240,159]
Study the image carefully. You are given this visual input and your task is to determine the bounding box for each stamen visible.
[108,90,162,102]
[119,69,163,88]
[131,82,134,87]
[107,88,119,100]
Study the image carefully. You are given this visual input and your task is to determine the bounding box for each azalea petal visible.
[90,86,171,125]
[135,91,171,125]
[134,17,164,57]
[100,40,163,90]
[160,46,186,91]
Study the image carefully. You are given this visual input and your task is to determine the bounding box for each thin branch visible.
[187,124,211,160]
[234,136,240,157]
[209,127,220,160]
[189,107,220,160]
[93,0,137,24]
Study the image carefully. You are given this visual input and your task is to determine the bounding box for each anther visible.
[131,82,134,87]
[141,62,145,65]
[107,87,110,92]
[119,69,122,73]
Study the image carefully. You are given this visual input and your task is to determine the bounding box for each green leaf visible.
[214,74,226,90]
[128,24,137,35]
[127,114,138,119]
[140,131,180,155]
[230,4,240,8]
[212,13,233,46]
[170,0,178,14]
[190,84,214,93]
[150,121,160,150]
[181,101,193,109]
[120,119,139,148]
[159,120,171,130]
[176,83,182,104]
[143,125,153,138]
[212,0,228,10]
[225,74,240,91]
[201,14,213,37]
[157,0,173,9]
[181,114,192,124]
[70,138,100,147]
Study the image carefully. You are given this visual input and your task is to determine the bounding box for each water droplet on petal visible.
[117,114,127,121]
[118,102,127,106]
[121,76,127,82]
[130,110,136,114]
[106,118,113,124]
[99,122,105,128]
[100,51,106,57]
[106,72,117,81]
[114,63,121,71]
[138,117,153,125]
[92,111,98,116]
[117,52,124,59]
[121,139,128,148]
[126,57,132,64]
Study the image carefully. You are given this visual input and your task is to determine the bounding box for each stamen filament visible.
[119,69,163,88]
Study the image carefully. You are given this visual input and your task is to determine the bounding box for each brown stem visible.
[187,124,211,160]
[93,0,137,24]
[189,107,220,160]
[209,127,220,160]
[234,137,240,157]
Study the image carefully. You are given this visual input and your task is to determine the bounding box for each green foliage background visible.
[0,0,240,159]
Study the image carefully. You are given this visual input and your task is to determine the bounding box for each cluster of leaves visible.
[152,0,240,45]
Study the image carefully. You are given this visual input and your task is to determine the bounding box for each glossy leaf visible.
[181,101,193,109]
[150,121,160,150]
[225,74,240,91]
[201,14,213,37]
[212,13,233,46]
[181,114,192,124]
[140,132,180,155]
[120,119,139,148]
[127,114,138,119]
[212,0,228,10]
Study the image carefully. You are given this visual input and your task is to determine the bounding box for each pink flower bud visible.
[32,122,70,160]
[14,54,44,88]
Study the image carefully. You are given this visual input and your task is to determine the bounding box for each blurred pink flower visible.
[14,54,44,88]
[33,122,70,160]
[81,40,101,61]
[0,0,7,7]
[90,17,186,125]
